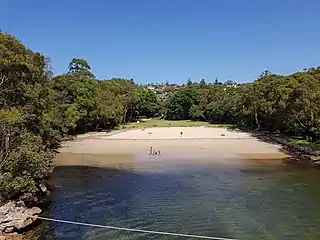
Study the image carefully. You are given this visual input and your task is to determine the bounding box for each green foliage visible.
[163,68,320,143]
[0,133,53,199]
[166,88,199,120]
[189,104,204,120]
[122,119,231,129]
[68,58,95,78]
[199,79,206,88]
[134,88,159,118]
[0,107,22,125]
[0,32,58,200]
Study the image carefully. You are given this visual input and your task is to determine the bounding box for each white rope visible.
[30,215,237,240]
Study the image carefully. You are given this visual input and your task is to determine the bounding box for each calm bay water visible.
[37,158,320,240]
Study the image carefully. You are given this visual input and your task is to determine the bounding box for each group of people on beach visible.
[149,147,160,156]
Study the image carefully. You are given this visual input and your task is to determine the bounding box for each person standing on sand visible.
[158,150,161,155]
[149,147,153,155]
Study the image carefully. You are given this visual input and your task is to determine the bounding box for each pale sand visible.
[103,127,251,140]
[55,127,288,167]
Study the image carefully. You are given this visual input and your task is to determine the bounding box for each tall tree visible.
[200,78,206,88]
[68,58,95,78]
[166,88,199,120]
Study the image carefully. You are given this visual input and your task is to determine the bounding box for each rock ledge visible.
[0,201,41,234]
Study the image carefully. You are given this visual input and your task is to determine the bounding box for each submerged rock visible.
[0,201,41,234]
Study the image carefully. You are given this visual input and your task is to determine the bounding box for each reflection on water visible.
[38,158,320,240]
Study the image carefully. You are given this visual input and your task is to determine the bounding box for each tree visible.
[258,69,272,79]
[68,58,91,73]
[187,78,193,88]
[189,104,204,120]
[200,78,206,88]
[134,88,159,118]
[166,88,199,120]
[68,58,95,78]
[0,33,56,200]
[0,133,53,199]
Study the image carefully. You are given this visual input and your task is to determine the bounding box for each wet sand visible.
[55,127,288,167]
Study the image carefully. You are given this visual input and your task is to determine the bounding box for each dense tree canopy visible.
[164,69,320,142]
[0,33,143,200]
[1,32,320,201]
[166,88,198,120]
[134,88,159,118]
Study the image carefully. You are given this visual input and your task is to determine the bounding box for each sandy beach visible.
[55,127,289,167]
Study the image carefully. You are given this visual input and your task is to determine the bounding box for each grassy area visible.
[121,119,232,129]
[287,137,320,150]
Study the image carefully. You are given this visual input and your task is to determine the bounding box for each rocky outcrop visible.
[0,201,41,234]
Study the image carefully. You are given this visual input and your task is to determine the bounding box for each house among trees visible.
[157,93,169,101]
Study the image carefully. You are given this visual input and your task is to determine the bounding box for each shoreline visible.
[55,127,289,168]
[68,127,320,168]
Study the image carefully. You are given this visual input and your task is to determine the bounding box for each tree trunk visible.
[122,106,128,124]
[128,108,133,123]
[254,111,260,129]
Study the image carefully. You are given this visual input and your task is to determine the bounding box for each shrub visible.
[0,133,53,200]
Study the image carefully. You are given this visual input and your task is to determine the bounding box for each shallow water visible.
[37,157,320,240]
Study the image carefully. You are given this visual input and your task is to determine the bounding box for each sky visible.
[1,0,320,84]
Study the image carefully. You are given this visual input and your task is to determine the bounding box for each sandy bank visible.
[59,138,283,155]
[55,127,288,167]
[101,127,251,140]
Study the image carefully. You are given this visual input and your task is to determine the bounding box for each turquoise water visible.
[38,160,320,240]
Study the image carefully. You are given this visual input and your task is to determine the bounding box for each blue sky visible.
[1,0,320,84]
